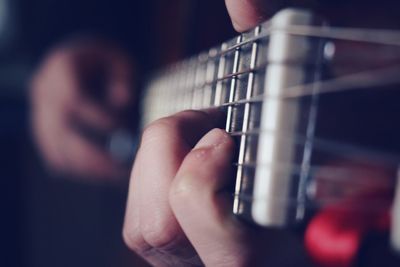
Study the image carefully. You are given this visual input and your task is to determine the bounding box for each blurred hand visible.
[123,110,307,267]
[30,38,137,182]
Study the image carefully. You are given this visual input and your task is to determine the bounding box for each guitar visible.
[142,8,400,264]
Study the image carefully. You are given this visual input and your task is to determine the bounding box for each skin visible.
[122,111,307,266]
[31,39,136,181]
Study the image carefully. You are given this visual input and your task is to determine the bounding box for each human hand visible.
[123,110,308,266]
[30,38,137,182]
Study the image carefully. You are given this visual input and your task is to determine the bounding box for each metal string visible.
[207,24,400,61]
[143,23,400,211]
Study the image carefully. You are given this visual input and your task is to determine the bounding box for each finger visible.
[123,109,222,265]
[170,129,310,266]
[169,128,250,266]
[224,0,272,32]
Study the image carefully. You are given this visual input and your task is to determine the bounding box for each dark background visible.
[0,1,234,266]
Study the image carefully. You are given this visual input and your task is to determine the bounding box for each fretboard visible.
[142,8,323,227]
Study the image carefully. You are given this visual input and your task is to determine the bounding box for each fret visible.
[189,59,197,109]
[214,43,227,106]
[233,26,261,216]
[194,54,208,109]
[225,36,243,132]
[183,60,193,110]
[207,48,219,108]
[179,60,187,110]
[202,52,214,108]
[191,61,200,109]
[175,70,185,112]
[166,71,175,114]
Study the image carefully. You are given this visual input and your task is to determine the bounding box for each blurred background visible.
[0,0,235,266]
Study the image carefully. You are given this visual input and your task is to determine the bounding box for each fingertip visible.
[230,16,261,32]
[225,0,269,32]
[170,129,234,205]
[194,128,232,150]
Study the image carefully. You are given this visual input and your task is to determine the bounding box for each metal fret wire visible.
[233,26,261,214]
[225,35,242,132]
[214,43,227,106]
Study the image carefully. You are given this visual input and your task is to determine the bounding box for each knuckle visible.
[140,218,182,250]
[141,118,175,143]
[141,109,213,146]
[122,224,149,253]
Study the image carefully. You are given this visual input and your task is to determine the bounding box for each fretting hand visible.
[31,38,137,182]
[123,110,307,266]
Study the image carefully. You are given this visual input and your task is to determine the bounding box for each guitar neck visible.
[143,8,323,227]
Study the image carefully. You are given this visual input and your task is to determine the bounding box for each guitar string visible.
[154,47,400,112]
[182,58,400,92]
[146,66,400,171]
[227,127,400,177]
[231,193,392,210]
[152,64,400,118]
[202,24,400,61]
[228,129,400,164]
[227,129,397,207]
[144,25,400,209]
[146,28,400,162]
[233,161,395,186]
[222,65,400,103]
[155,23,400,105]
